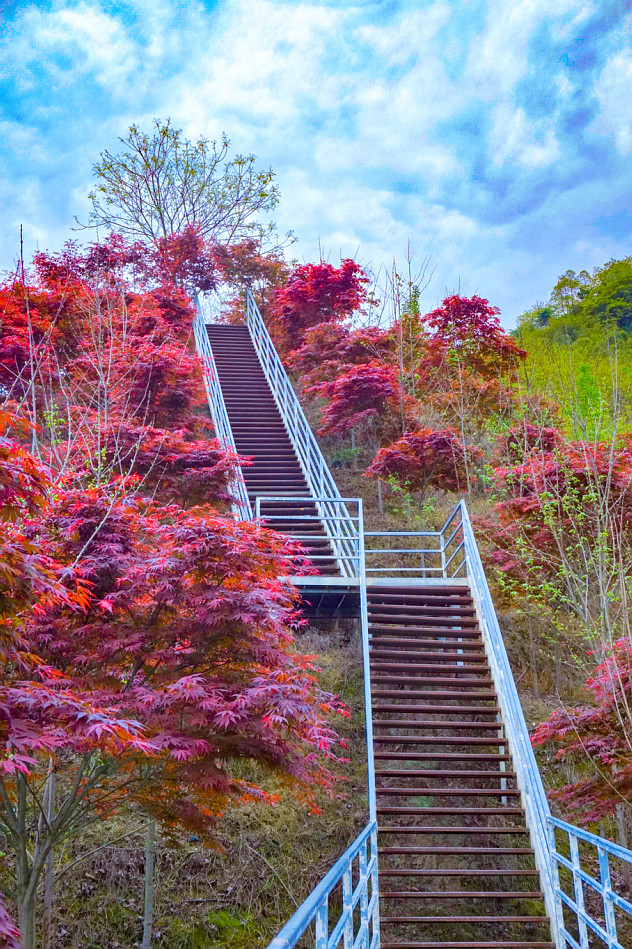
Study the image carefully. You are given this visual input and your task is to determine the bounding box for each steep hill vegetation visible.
[2,215,632,947]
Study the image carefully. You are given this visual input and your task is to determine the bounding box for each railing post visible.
[569,833,589,948]
[358,839,369,948]
[370,826,380,949]
[342,864,353,949]
[598,844,618,945]
[547,821,566,947]
[315,898,328,949]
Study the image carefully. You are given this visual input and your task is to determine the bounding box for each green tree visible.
[88,119,279,245]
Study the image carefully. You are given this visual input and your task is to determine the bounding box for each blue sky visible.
[1,0,631,325]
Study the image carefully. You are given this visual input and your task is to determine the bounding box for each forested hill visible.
[2,229,632,948]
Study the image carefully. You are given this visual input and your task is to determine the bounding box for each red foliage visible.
[288,322,395,388]
[0,899,21,949]
[312,363,409,440]
[0,238,349,941]
[366,428,482,497]
[416,294,526,425]
[152,225,218,293]
[27,487,346,821]
[271,259,369,354]
[532,639,632,821]
[489,437,632,574]
[422,294,526,379]
[495,423,562,463]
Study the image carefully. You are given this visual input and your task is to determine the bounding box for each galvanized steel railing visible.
[548,816,632,949]
[267,821,379,949]
[245,290,358,576]
[192,299,252,520]
[364,503,466,578]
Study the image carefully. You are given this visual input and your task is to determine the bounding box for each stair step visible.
[377,788,520,797]
[379,847,534,855]
[381,890,543,898]
[373,721,502,730]
[381,916,549,923]
[375,753,511,761]
[370,627,482,639]
[379,826,530,834]
[371,663,489,673]
[377,806,523,815]
[380,869,539,877]
[371,649,486,661]
[374,706,500,714]
[381,937,553,948]
[374,736,506,746]
[372,677,495,687]
[372,691,497,700]
[376,771,516,779]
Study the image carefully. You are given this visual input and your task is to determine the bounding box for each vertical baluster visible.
[342,863,353,949]
[569,832,589,948]
[370,826,380,948]
[315,897,328,949]
[598,844,618,948]
[358,838,369,948]
[547,821,565,948]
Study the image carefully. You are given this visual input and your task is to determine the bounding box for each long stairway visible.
[368,584,553,949]
[205,324,338,575]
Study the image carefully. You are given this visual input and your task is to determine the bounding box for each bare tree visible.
[86,120,280,245]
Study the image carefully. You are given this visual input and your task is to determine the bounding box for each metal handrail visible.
[548,816,632,949]
[267,820,379,949]
[192,300,252,520]
[244,290,358,576]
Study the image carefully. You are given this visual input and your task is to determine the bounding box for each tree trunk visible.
[377,479,383,516]
[350,431,358,471]
[41,768,56,949]
[616,804,632,891]
[528,612,539,698]
[141,819,156,949]
[16,876,36,949]
[555,631,562,696]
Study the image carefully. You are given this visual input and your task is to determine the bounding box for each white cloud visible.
[592,49,632,155]
[0,0,631,325]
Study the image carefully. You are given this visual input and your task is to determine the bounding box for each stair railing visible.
[193,300,252,520]
[244,290,358,576]
[548,816,632,949]
[267,821,379,949]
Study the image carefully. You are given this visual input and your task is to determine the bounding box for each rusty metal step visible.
[376,770,516,779]
[378,826,530,835]
[373,705,500,714]
[377,788,520,797]
[379,847,534,855]
[375,752,511,761]
[373,721,504,730]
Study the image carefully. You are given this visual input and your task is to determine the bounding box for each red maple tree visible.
[366,427,482,499]
[271,259,369,354]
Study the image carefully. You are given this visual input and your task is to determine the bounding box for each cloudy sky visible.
[1,0,631,325]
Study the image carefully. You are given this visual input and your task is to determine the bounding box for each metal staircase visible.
[194,290,632,949]
[369,583,551,949]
